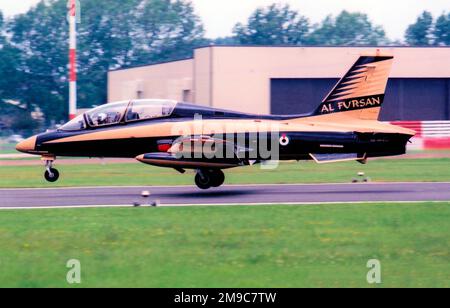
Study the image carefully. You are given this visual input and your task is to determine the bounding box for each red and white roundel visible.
[279,134,290,146]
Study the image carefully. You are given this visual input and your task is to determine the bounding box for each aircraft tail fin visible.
[312,55,394,120]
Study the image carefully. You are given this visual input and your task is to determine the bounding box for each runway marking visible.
[3,183,450,210]
[0,200,448,210]
[2,182,450,191]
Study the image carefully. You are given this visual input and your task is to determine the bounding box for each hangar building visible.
[108,46,450,121]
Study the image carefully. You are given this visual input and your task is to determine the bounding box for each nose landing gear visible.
[195,169,225,190]
[43,157,60,183]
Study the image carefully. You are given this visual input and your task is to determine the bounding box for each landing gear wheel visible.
[45,168,60,183]
[195,171,212,190]
[209,170,225,187]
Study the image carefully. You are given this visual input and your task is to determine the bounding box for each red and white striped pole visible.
[68,0,77,120]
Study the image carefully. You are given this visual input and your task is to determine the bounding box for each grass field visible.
[0,143,16,155]
[1,158,450,188]
[0,202,448,288]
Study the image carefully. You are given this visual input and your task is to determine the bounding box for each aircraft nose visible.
[16,136,37,153]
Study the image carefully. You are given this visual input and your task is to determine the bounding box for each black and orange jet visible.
[17,54,415,189]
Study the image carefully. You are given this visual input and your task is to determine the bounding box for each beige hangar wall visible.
[108,46,450,115]
[207,46,450,115]
[108,59,194,103]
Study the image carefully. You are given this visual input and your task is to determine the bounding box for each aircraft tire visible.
[44,168,60,183]
[209,169,225,187]
[195,172,212,190]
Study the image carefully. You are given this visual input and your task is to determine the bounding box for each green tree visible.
[434,13,450,46]
[7,0,205,124]
[131,0,206,64]
[9,1,71,122]
[213,37,238,45]
[0,11,41,134]
[0,12,24,103]
[405,11,434,46]
[308,11,388,46]
[233,4,310,45]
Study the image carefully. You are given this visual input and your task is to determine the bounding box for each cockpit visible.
[60,99,177,131]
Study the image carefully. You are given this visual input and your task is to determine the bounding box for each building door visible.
[271,78,450,121]
[270,78,338,115]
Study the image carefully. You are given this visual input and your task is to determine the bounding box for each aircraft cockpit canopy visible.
[86,101,129,127]
[60,99,177,131]
[60,114,86,131]
[125,99,176,123]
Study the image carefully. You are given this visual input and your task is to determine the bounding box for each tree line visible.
[0,1,448,133]
[229,5,449,46]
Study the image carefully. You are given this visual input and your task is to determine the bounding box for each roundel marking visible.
[280,134,290,146]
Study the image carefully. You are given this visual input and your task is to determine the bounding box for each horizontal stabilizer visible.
[310,153,367,164]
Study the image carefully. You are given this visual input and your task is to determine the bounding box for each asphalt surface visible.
[1,182,450,208]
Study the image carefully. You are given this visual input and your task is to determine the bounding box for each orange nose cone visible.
[16,136,37,153]
[135,154,145,162]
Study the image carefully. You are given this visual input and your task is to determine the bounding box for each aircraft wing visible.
[136,135,256,170]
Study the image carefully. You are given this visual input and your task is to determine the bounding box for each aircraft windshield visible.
[60,100,177,131]
[60,114,86,131]
[125,100,176,122]
[85,101,129,127]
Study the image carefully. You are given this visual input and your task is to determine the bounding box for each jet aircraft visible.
[16,54,415,189]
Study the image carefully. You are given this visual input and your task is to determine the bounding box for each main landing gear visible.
[43,157,60,182]
[195,169,225,190]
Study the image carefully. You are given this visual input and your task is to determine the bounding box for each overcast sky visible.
[0,0,448,41]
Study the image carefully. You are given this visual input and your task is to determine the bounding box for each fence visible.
[390,121,450,150]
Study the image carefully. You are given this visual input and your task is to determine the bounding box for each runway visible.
[1,182,450,209]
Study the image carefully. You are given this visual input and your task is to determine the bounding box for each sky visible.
[0,0,448,41]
